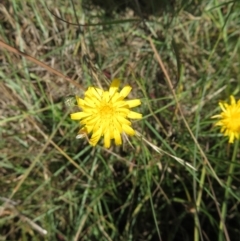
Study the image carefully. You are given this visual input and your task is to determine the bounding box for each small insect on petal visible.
[64,95,77,107]
[76,128,88,139]
[76,134,86,139]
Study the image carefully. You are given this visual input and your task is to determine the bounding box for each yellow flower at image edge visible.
[71,79,142,148]
[212,95,240,143]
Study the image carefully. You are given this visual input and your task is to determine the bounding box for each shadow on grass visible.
[87,0,203,17]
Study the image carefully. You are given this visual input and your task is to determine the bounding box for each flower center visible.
[99,103,115,120]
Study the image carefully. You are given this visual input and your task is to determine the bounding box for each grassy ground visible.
[0,0,240,240]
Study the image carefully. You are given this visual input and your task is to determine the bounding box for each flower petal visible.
[85,124,94,133]
[211,114,221,119]
[230,95,236,105]
[127,111,142,119]
[229,132,234,143]
[89,127,102,146]
[116,115,131,126]
[109,79,120,96]
[104,129,111,148]
[122,124,135,136]
[120,85,132,98]
[81,115,99,126]
[126,99,141,108]
[71,112,91,120]
[114,129,122,145]
[219,102,226,112]
[113,100,128,108]
[102,91,110,102]
[89,87,104,100]
[76,97,85,107]
[113,118,123,133]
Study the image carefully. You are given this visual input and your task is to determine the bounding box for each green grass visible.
[1,0,240,240]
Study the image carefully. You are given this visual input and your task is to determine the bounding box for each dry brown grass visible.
[1,0,240,240]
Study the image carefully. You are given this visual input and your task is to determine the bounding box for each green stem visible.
[218,139,239,241]
[194,162,206,241]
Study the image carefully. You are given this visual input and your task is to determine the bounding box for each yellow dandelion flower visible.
[71,79,142,148]
[212,95,240,143]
